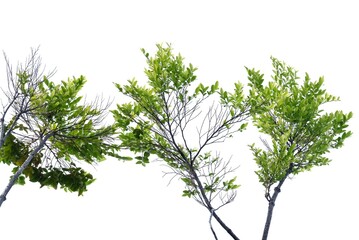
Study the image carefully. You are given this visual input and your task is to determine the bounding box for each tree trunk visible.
[0,133,53,207]
[262,163,294,240]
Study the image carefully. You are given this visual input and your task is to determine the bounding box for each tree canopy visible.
[0,48,117,206]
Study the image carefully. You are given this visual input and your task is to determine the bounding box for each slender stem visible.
[0,117,5,148]
[262,163,294,240]
[212,211,240,240]
[209,209,219,240]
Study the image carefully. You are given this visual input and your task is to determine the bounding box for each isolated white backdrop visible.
[0,1,358,239]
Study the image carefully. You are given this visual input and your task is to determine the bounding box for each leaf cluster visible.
[248,57,353,191]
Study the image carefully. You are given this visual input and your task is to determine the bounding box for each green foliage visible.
[113,44,219,165]
[248,57,353,189]
[0,133,43,184]
[8,164,94,195]
[0,134,31,166]
[31,166,94,195]
[1,132,97,195]
[34,76,116,156]
[219,82,247,113]
[113,44,247,207]
[1,66,117,195]
[223,177,240,191]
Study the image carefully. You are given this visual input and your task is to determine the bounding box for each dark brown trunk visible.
[262,163,294,240]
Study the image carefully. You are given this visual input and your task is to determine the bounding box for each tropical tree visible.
[247,57,353,240]
[112,44,250,240]
[0,48,117,207]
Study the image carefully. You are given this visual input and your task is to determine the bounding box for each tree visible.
[113,45,352,240]
[0,48,117,207]
[247,57,353,240]
[112,44,250,240]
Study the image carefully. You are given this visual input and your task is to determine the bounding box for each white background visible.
[0,1,358,239]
